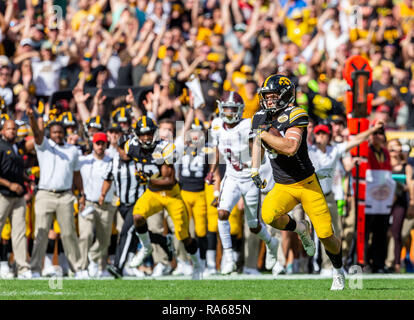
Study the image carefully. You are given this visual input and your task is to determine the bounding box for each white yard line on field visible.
[3,274,414,281]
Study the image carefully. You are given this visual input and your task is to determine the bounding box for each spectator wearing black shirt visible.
[0,119,34,278]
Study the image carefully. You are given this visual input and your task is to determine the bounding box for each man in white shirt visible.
[27,108,84,278]
[308,121,384,275]
[78,132,116,278]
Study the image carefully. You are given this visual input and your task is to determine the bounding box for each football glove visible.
[255,123,272,137]
[136,170,150,184]
[211,197,219,208]
[251,171,267,189]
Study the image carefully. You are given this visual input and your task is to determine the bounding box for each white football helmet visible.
[217,91,245,124]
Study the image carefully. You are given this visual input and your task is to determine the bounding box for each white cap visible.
[0,55,10,68]
[20,38,34,47]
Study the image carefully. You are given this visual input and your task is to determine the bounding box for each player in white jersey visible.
[206,91,279,274]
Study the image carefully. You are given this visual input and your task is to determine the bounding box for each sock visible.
[281,215,297,232]
[58,253,69,274]
[138,231,151,249]
[231,235,242,252]
[206,250,216,269]
[218,220,232,250]
[46,238,55,254]
[233,250,240,264]
[184,238,198,255]
[256,223,272,245]
[44,253,54,269]
[206,231,217,251]
[294,220,306,234]
[325,247,343,269]
[0,242,8,261]
[196,236,207,260]
[189,249,201,268]
[200,259,206,270]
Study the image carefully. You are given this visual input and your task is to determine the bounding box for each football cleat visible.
[272,261,286,277]
[0,262,14,279]
[220,249,236,275]
[203,266,218,277]
[107,265,123,279]
[129,246,153,268]
[265,237,279,270]
[297,220,316,257]
[330,267,345,291]
[17,270,33,279]
[152,263,172,277]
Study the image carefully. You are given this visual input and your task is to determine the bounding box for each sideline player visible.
[207,91,279,275]
[251,74,346,290]
[126,116,203,279]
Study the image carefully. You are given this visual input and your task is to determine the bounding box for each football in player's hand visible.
[267,126,282,137]
[261,125,282,151]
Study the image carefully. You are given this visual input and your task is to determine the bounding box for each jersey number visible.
[225,148,247,171]
[136,163,160,178]
[181,155,204,178]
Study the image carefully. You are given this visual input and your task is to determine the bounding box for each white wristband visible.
[213,190,220,198]
[251,168,259,174]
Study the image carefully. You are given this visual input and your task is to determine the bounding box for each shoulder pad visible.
[288,107,309,126]
[153,141,176,165]
[210,118,223,132]
[201,146,214,154]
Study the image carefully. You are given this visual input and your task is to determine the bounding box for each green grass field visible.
[0,277,413,300]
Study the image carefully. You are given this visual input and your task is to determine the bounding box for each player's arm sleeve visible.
[251,113,265,131]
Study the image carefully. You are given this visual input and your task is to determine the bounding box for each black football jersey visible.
[251,106,315,184]
[125,138,176,192]
[178,145,210,192]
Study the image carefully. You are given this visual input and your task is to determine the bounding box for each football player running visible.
[207,91,279,275]
[126,116,203,279]
[251,74,345,290]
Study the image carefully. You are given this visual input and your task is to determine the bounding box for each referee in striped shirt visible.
[100,134,143,278]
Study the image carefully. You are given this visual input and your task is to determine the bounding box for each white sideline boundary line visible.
[5,274,414,280]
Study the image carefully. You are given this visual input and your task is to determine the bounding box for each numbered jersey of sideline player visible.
[177,144,210,192]
[251,106,315,184]
[125,137,176,191]
[210,117,273,191]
